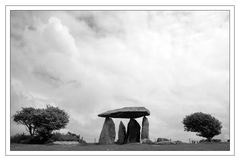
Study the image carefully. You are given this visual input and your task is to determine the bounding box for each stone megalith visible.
[126,118,140,143]
[141,116,149,140]
[98,107,150,118]
[117,121,127,144]
[99,117,116,144]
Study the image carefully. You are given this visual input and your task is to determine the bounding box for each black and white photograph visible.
[3,4,236,156]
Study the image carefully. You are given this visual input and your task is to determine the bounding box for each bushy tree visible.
[183,112,222,142]
[34,105,70,140]
[13,107,37,136]
[13,105,69,142]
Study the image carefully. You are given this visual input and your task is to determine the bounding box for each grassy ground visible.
[11,142,230,151]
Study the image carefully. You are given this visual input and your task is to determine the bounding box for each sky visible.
[10,10,229,142]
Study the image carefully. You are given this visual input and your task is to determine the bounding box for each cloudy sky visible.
[10,10,229,142]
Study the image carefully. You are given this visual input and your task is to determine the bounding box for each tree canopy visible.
[13,107,37,136]
[183,112,222,141]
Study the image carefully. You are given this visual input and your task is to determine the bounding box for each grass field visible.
[11,142,230,151]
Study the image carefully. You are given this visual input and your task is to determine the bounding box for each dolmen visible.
[98,107,150,144]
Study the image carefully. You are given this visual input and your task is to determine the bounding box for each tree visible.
[13,107,37,136]
[34,105,70,140]
[183,112,222,142]
[13,105,69,141]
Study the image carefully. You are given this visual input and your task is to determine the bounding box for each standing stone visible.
[126,118,140,143]
[117,121,127,144]
[141,116,149,140]
[99,117,116,144]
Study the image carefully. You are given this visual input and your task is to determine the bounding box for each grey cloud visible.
[66,80,82,88]
[27,25,36,31]
[69,11,125,38]
[77,15,100,33]
[33,67,63,87]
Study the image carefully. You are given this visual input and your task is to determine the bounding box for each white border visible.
[5,5,235,156]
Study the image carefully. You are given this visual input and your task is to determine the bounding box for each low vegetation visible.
[199,139,222,143]
[11,132,86,144]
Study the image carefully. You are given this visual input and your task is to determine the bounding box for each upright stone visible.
[117,121,127,144]
[141,116,149,140]
[126,118,140,143]
[99,117,116,144]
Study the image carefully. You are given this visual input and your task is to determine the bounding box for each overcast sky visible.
[10,10,229,142]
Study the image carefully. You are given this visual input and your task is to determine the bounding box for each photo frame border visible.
[5,5,235,156]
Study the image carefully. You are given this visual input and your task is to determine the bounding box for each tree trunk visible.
[29,127,33,136]
[207,137,212,142]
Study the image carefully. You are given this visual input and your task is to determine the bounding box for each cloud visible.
[10,11,229,142]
